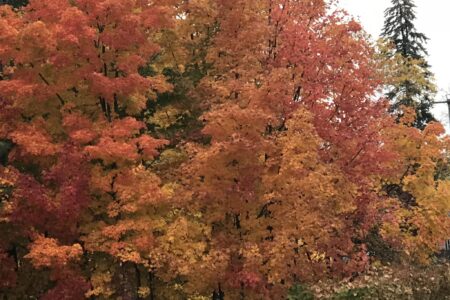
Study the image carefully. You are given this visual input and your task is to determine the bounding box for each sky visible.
[338,0,450,127]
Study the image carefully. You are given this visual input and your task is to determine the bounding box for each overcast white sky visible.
[338,0,450,127]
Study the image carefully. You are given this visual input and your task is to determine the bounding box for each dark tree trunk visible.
[212,283,224,300]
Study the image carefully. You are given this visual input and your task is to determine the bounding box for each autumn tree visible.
[379,108,450,264]
[175,0,434,298]
[0,0,174,298]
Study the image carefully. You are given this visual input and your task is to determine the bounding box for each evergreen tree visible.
[0,0,28,8]
[381,0,436,129]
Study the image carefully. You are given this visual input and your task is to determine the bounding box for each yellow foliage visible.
[148,105,186,129]
[381,120,450,261]
[85,272,114,298]
[138,286,151,298]
[375,39,437,104]
[126,92,148,115]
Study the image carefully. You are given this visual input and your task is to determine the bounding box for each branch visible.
[38,73,65,106]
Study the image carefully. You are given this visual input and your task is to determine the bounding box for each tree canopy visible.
[0,0,449,298]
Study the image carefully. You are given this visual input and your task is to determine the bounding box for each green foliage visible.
[0,0,28,8]
[331,288,370,300]
[364,227,399,263]
[288,284,315,300]
[0,140,13,166]
[382,0,427,58]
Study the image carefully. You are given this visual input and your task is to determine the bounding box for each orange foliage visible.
[0,0,448,298]
[25,235,83,268]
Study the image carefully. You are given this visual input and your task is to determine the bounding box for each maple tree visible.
[0,0,449,299]
[0,0,173,298]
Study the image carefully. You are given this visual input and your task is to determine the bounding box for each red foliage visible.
[41,269,90,300]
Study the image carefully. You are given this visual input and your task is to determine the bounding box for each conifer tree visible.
[381,0,436,129]
[0,0,28,8]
